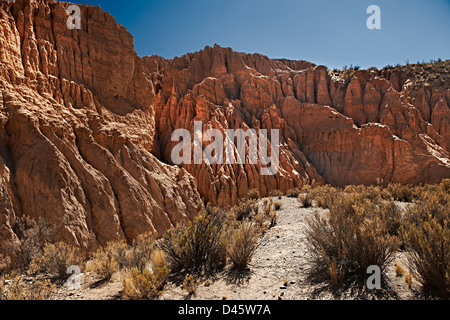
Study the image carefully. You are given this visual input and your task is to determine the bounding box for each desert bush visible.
[247,189,261,200]
[269,190,283,199]
[286,188,301,198]
[403,191,448,227]
[28,242,82,279]
[0,273,55,300]
[122,266,170,300]
[128,233,156,272]
[378,200,402,236]
[85,244,121,281]
[309,185,338,209]
[158,204,227,273]
[440,178,450,192]
[298,193,313,208]
[122,248,170,300]
[3,216,54,272]
[269,211,278,228]
[306,194,399,286]
[182,274,198,296]
[387,183,414,202]
[231,199,258,221]
[273,200,282,211]
[226,220,260,270]
[401,217,449,299]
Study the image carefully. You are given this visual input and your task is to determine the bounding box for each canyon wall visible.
[0,0,449,251]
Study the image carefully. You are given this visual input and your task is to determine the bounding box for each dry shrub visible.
[309,185,338,208]
[122,249,170,300]
[248,189,261,200]
[306,193,398,286]
[232,199,258,221]
[269,211,278,228]
[182,274,198,296]
[85,244,121,281]
[401,217,449,299]
[387,183,414,202]
[286,188,301,198]
[28,242,82,279]
[226,220,260,270]
[158,204,227,273]
[127,233,156,272]
[440,178,450,192]
[394,263,405,277]
[3,216,54,272]
[378,200,402,236]
[269,190,283,199]
[0,273,55,300]
[122,266,170,300]
[298,193,313,208]
[328,259,345,287]
[273,200,282,211]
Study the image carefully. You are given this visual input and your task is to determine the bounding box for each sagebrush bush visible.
[231,199,258,221]
[85,245,121,281]
[440,178,450,192]
[309,185,338,209]
[158,205,227,273]
[0,273,55,300]
[128,233,156,272]
[286,188,301,198]
[3,216,54,272]
[226,220,260,270]
[306,193,399,286]
[182,274,198,296]
[387,183,414,202]
[122,266,170,300]
[122,249,170,300]
[298,193,313,208]
[273,200,282,211]
[401,217,449,299]
[268,190,283,199]
[248,189,261,200]
[28,242,82,279]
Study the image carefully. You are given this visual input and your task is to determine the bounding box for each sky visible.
[67,0,450,69]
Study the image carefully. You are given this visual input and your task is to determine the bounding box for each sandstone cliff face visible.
[0,0,200,252]
[148,45,450,203]
[1,0,449,251]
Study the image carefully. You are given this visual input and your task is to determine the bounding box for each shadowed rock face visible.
[0,0,449,251]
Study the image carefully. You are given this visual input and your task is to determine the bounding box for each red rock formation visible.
[1,0,449,252]
[0,0,200,253]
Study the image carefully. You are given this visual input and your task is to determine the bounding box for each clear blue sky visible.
[68,0,450,69]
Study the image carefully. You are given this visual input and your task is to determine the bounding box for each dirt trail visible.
[54,197,417,300]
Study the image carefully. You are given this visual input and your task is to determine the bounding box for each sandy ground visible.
[53,197,420,300]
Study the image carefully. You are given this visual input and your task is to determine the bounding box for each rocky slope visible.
[0,0,201,253]
[1,0,449,252]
